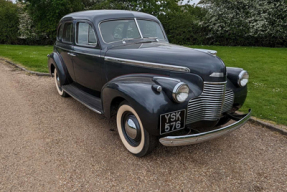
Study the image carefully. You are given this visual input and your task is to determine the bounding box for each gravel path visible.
[0,61,286,192]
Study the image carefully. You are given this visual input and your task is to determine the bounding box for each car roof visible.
[61,10,159,23]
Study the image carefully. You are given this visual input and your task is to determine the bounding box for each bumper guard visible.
[159,109,252,147]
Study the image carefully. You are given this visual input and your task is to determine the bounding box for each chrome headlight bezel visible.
[172,82,190,103]
[238,70,249,87]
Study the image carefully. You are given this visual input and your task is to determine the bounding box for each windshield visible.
[99,19,165,43]
[137,20,165,40]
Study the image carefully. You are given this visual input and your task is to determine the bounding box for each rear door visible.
[73,20,104,91]
[55,22,76,80]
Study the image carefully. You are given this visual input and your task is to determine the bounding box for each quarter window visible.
[76,22,97,46]
[62,23,73,43]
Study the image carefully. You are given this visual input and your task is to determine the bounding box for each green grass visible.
[0,45,53,73]
[189,45,287,126]
[0,44,286,125]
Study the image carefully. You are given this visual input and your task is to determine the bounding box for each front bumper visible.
[159,109,252,146]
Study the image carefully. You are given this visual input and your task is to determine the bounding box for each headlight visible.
[238,70,249,87]
[172,82,189,103]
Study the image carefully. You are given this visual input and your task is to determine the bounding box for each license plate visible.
[160,110,186,135]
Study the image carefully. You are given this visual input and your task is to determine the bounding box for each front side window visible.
[62,23,73,43]
[76,22,97,46]
[100,20,141,43]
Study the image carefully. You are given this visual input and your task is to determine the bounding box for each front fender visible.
[226,67,248,109]
[101,74,202,136]
[47,52,70,86]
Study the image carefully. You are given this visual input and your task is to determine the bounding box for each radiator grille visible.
[186,82,227,125]
[222,89,234,113]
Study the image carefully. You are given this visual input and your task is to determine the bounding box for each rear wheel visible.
[54,68,69,97]
[116,102,158,157]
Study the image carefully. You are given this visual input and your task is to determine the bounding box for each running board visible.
[62,83,103,114]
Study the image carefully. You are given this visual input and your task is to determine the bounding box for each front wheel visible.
[116,102,158,157]
[54,68,69,97]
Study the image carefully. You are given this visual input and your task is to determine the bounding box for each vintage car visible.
[48,10,251,157]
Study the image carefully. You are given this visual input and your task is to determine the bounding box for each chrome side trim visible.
[153,77,181,82]
[62,87,102,114]
[72,51,101,58]
[55,45,102,57]
[105,56,190,72]
[159,109,252,146]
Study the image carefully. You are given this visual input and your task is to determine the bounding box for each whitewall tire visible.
[54,68,69,97]
[116,102,157,157]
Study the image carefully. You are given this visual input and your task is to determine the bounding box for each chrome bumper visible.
[159,109,252,147]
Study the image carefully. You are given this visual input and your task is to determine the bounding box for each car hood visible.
[105,43,226,82]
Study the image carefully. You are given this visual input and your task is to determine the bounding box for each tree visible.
[203,0,287,46]
[22,0,85,43]
[0,0,19,44]
[89,0,181,16]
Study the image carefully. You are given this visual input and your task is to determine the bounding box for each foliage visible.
[2,0,287,47]
[17,2,41,44]
[22,0,86,44]
[202,0,287,46]
[89,0,181,16]
[159,5,208,45]
[0,0,19,44]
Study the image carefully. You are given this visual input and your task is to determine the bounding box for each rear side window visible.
[62,23,73,43]
[76,22,97,46]
[58,24,64,40]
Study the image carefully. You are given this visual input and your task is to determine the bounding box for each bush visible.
[0,0,19,44]
[159,6,208,45]
[203,0,287,47]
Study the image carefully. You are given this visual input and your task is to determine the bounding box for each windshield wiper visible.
[136,37,159,44]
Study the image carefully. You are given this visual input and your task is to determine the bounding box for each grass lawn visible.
[0,44,286,125]
[189,45,287,126]
[0,45,53,73]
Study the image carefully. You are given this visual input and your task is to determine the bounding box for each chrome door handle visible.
[67,52,76,57]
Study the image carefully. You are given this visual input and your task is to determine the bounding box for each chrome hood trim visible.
[105,56,190,73]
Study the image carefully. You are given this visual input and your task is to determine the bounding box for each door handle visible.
[67,52,76,57]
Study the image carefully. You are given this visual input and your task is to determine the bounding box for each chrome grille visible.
[222,90,234,113]
[186,82,226,124]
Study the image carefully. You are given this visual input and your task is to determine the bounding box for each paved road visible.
[0,61,286,192]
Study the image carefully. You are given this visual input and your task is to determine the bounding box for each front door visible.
[73,21,104,91]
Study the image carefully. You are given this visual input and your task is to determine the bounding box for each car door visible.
[56,21,76,80]
[73,20,104,91]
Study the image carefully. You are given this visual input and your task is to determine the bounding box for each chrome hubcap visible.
[122,112,141,146]
[125,118,138,139]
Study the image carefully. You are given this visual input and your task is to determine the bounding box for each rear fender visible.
[47,52,70,86]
